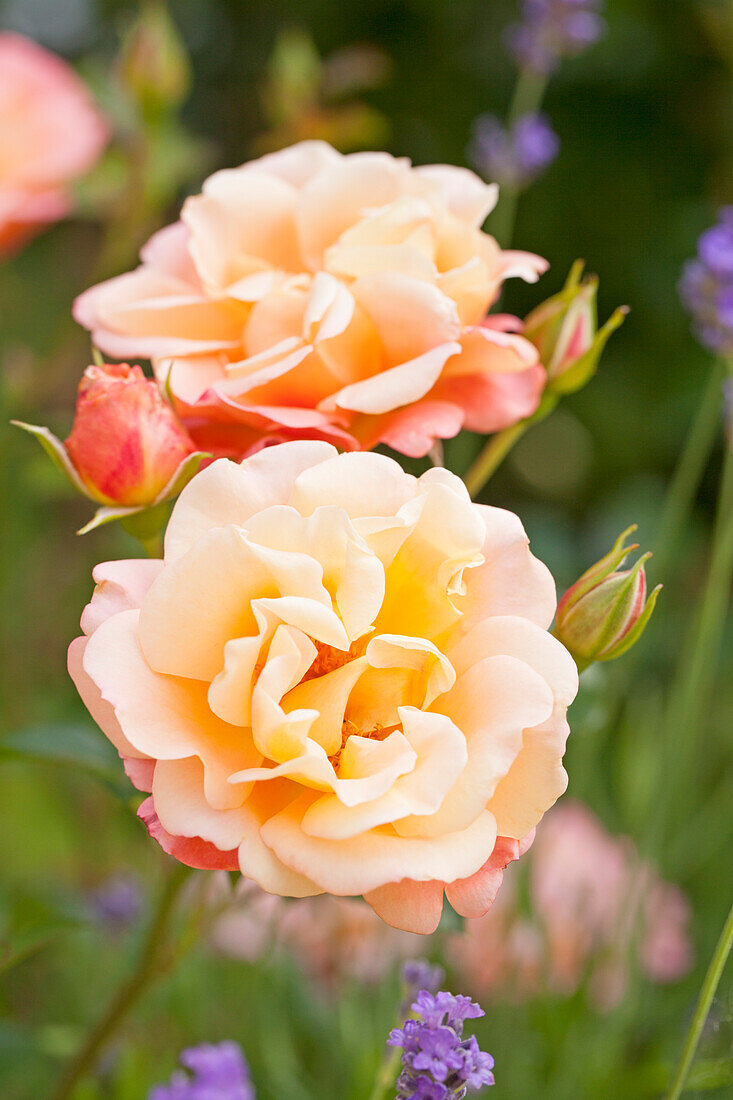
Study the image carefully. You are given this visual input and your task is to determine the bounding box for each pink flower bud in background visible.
[0,32,108,255]
[554,525,661,669]
[64,363,195,506]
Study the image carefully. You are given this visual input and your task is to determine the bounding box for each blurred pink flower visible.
[0,32,108,255]
[212,882,419,987]
[449,801,693,1010]
[73,141,547,459]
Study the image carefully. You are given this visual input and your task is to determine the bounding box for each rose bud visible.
[118,1,190,118]
[13,363,208,536]
[63,363,195,505]
[524,260,628,393]
[554,525,662,671]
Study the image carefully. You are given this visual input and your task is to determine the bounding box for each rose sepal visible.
[554,525,662,671]
[524,260,628,396]
[12,419,209,535]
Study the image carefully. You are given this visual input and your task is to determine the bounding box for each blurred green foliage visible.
[0,0,731,1097]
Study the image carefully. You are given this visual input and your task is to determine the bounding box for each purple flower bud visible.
[469,111,559,191]
[679,208,733,356]
[90,875,143,931]
[505,0,605,75]
[148,1041,255,1100]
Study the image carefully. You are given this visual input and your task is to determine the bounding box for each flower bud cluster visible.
[506,0,606,75]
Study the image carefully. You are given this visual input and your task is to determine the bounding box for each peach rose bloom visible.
[74,141,547,458]
[449,801,693,1008]
[0,33,108,254]
[69,443,577,933]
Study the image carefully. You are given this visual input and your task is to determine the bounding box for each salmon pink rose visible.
[73,141,547,458]
[0,33,108,255]
[69,443,577,933]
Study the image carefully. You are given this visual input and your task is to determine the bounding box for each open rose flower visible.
[0,32,108,255]
[69,443,577,933]
[74,141,547,459]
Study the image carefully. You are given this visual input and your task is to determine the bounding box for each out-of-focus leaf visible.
[0,920,73,975]
[0,724,129,800]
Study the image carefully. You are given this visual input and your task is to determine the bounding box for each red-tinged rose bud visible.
[524,260,627,394]
[64,363,196,506]
[554,525,662,671]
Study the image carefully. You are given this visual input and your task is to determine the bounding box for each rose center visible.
[329,718,401,769]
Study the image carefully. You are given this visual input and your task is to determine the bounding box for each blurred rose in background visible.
[0,32,108,255]
[448,801,693,1010]
[212,879,420,989]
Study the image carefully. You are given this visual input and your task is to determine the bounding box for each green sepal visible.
[547,304,628,397]
[599,581,663,662]
[10,421,91,498]
[76,450,209,536]
[558,524,639,615]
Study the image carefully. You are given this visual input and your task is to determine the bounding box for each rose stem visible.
[52,861,194,1100]
[464,66,549,499]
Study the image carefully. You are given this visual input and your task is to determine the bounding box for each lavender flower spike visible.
[148,1041,255,1100]
[506,0,606,75]
[469,111,559,190]
[389,989,495,1099]
[679,207,733,357]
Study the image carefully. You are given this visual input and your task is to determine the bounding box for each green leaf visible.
[0,920,74,975]
[0,724,130,801]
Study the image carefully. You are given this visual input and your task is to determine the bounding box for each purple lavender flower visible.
[89,874,143,931]
[469,112,559,190]
[402,959,446,1009]
[148,1041,255,1100]
[679,207,733,357]
[506,0,605,75]
[389,989,495,1098]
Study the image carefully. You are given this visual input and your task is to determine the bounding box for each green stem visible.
[645,386,733,857]
[464,420,532,498]
[464,394,558,499]
[653,362,725,583]
[665,431,733,774]
[665,900,733,1100]
[486,67,549,248]
[464,68,550,499]
[367,1045,402,1100]
[52,862,193,1100]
